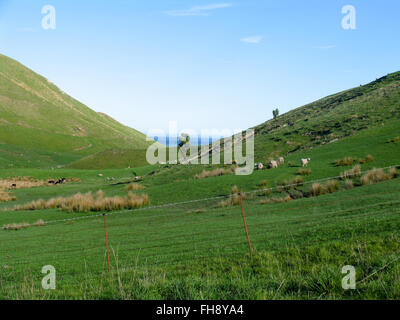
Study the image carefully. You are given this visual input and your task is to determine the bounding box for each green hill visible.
[251,71,400,161]
[0,54,152,169]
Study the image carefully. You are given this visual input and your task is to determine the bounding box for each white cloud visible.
[241,36,263,44]
[165,3,232,17]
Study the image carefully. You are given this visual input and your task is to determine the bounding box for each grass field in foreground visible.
[1,178,399,299]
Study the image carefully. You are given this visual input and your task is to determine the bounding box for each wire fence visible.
[1,165,400,287]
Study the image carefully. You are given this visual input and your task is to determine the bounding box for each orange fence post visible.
[103,214,111,273]
[240,193,252,255]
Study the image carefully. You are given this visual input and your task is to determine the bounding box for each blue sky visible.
[0,0,399,136]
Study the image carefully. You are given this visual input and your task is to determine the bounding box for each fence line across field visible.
[6,203,400,267]
[3,193,400,255]
[3,189,399,249]
[5,186,399,245]
[32,164,400,226]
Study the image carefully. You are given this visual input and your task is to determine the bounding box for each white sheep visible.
[269,160,278,169]
[301,158,311,167]
[277,157,285,166]
[255,163,264,170]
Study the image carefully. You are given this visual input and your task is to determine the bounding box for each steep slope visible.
[251,71,400,161]
[0,54,151,168]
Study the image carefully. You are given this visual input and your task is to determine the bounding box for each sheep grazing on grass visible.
[269,160,278,169]
[301,158,311,167]
[256,163,264,170]
[277,157,285,166]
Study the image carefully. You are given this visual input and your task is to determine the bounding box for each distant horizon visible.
[152,135,224,147]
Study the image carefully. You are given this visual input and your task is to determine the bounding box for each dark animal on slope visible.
[55,178,67,185]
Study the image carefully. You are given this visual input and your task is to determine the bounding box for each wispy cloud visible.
[165,3,232,17]
[241,36,263,44]
[313,45,336,49]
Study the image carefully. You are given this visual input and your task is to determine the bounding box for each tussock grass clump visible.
[0,190,17,202]
[3,222,30,231]
[195,166,236,179]
[311,183,324,196]
[283,176,304,190]
[0,177,78,189]
[340,165,362,180]
[360,168,390,186]
[334,157,355,167]
[325,180,340,193]
[14,191,150,213]
[125,183,144,191]
[0,177,45,189]
[335,155,374,166]
[263,188,271,196]
[359,154,374,164]
[259,195,292,205]
[345,179,354,190]
[3,219,46,231]
[388,167,399,179]
[33,219,46,227]
[219,186,242,207]
[298,168,312,176]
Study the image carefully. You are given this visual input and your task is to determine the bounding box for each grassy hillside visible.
[0,54,151,169]
[251,71,400,161]
[67,149,149,169]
